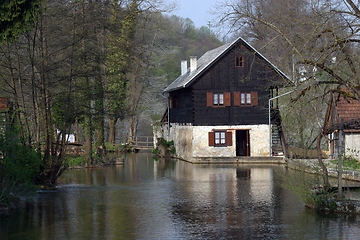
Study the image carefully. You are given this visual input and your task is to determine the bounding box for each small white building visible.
[325,90,360,158]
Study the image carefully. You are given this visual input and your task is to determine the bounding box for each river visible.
[1,153,360,239]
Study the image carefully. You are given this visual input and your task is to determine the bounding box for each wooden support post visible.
[338,119,344,199]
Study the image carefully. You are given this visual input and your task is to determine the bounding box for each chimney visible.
[181,60,188,76]
[190,56,197,73]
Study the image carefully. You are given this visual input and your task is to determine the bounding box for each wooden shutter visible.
[251,91,258,106]
[234,92,240,106]
[207,92,213,107]
[225,131,232,146]
[224,92,231,106]
[209,132,215,146]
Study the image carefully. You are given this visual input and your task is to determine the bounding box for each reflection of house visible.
[325,90,360,158]
[155,36,290,160]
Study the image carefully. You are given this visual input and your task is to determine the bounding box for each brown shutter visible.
[209,132,215,146]
[207,92,213,107]
[234,92,240,106]
[225,131,232,146]
[251,91,258,106]
[224,92,231,106]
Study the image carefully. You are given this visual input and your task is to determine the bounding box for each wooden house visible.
[154,37,291,160]
[325,90,360,158]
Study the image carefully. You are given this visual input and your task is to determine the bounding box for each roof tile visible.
[0,97,8,111]
[335,91,360,123]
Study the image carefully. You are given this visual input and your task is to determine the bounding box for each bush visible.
[64,155,85,167]
[0,124,42,207]
[154,138,176,157]
[152,148,159,154]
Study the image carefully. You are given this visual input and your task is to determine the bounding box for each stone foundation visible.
[153,123,270,160]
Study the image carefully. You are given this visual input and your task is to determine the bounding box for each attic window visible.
[235,56,244,67]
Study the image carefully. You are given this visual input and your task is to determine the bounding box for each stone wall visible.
[153,123,270,159]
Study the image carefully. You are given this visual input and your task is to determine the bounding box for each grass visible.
[331,157,360,170]
[104,142,123,151]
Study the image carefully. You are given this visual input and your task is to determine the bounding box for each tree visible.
[0,0,43,42]
[106,0,138,144]
[215,0,360,191]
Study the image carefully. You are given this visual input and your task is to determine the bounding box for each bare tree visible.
[215,0,360,190]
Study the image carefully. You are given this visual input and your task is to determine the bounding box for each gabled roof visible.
[163,36,291,94]
[324,89,360,132]
[334,91,360,123]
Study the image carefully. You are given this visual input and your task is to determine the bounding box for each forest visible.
[1,0,360,205]
[0,0,222,205]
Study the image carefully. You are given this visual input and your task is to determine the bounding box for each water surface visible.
[1,153,360,239]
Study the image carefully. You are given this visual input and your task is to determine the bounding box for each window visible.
[213,93,224,105]
[246,93,251,104]
[209,131,232,147]
[215,131,226,145]
[241,93,245,104]
[207,92,231,107]
[234,91,258,106]
[235,56,244,67]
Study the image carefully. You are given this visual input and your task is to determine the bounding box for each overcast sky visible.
[169,0,220,29]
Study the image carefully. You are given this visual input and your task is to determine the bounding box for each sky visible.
[170,0,220,29]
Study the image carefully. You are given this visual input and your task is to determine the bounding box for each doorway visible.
[236,130,250,156]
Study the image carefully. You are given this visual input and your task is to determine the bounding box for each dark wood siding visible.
[169,88,193,123]
[169,41,284,126]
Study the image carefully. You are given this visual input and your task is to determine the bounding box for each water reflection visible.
[1,153,360,239]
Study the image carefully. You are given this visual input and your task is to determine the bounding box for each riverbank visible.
[288,158,360,214]
[287,158,360,182]
[179,156,287,164]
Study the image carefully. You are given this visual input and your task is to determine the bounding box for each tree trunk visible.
[15,42,31,143]
[316,133,330,191]
[6,43,23,135]
[109,116,117,144]
[84,114,93,165]
[128,115,138,143]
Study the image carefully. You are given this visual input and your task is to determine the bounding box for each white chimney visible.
[181,60,188,76]
[190,56,197,73]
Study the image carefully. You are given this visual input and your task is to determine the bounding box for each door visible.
[236,130,250,156]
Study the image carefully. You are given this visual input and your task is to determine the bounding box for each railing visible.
[129,136,154,149]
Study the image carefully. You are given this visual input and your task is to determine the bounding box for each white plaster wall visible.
[153,123,270,158]
[345,133,360,156]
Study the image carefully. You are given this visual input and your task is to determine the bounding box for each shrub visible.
[154,138,176,156]
[0,124,42,207]
[64,155,85,167]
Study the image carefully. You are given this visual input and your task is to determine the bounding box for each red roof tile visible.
[0,97,8,111]
[334,91,360,123]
